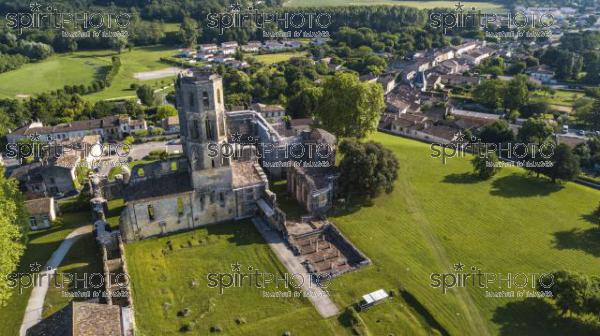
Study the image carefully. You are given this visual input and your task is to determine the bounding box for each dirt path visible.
[400,178,491,336]
[19,225,93,336]
[252,217,340,318]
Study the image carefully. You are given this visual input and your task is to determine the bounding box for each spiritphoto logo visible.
[430,262,555,299]
[206,262,331,295]
[429,1,555,36]
[5,263,130,296]
[5,1,131,35]
[430,132,555,166]
[206,1,332,37]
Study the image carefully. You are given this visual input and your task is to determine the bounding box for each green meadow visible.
[0,46,181,102]
[326,132,600,335]
[122,133,599,335]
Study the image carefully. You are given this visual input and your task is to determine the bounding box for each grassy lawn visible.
[530,89,587,113]
[325,132,600,336]
[0,45,181,101]
[125,220,348,335]
[252,52,308,65]
[85,45,181,102]
[283,0,502,9]
[42,230,102,318]
[0,53,108,99]
[0,208,90,336]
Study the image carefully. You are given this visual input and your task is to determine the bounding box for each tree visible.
[337,140,399,203]
[478,120,515,145]
[315,72,384,138]
[504,75,529,111]
[518,117,554,144]
[472,152,500,179]
[136,85,155,106]
[473,79,505,110]
[156,105,177,120]
[540,271,591,315]
[578,98,600,130]
[286,87,322,119]
[178,17,199,48]
[545,143,580,183]
[0,169,28,305]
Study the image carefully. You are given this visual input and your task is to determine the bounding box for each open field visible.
[0,46,181,101]
[251,52,308,64]
[0,54,108,99]
[85,46,181,102]
[530,89,588,113]
[0,204,90,336]
[283,0,503,9]
[125,220,349,335]
[325,132,600,335]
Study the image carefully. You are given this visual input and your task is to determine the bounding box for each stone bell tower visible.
[175,70,231,190]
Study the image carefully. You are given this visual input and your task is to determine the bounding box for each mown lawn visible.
[283,0,502,9]
[42,230,102,318]
[0,207,90,336]
[125,220,349,336]
[0,45,181,102]
[326,132,600,336]
[0,53,108,99]
[252,52,308,65]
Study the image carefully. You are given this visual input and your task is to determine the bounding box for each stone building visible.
[24,197,59,230]
[120,71,279,241]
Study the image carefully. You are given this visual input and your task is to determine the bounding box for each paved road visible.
[252,218,340,318]
[19,225,93,336]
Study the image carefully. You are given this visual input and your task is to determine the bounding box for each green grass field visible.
[0,54,108,99]
[325,132,600,335]
[283,0,502,9]
[0,206,90,336]
[42,230,102,318]
[125,220,348,335]
[0,46,181,101]
[530,89,588,113]
[252,52,308,65]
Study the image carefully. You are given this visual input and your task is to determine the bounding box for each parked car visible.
[577,130,585,136]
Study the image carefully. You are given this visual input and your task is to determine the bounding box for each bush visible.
[180,322,195,332]
[209,325,222,333]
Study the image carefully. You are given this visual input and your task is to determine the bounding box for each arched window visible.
[216,88,222,104]
[191,119,200,139]
[202,91,210,108]
[147,204,155,220]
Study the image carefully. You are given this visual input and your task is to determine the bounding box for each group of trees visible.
[476,118,584,183]
[472,75,531,113]
[0,169,28,305]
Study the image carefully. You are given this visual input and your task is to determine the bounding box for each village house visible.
[24,196,59,230]
[526,65,556,84]
[6,115,146,143]
[241,41,261,52]
[198,43,218,54]
[161,116,180,134]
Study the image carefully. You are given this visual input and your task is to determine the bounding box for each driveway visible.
[19,225,93,336]
[252,218,340,318]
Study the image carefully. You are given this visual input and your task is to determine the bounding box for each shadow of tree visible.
[552,228,600,257]
[441,173,481,184]
[490,174,563,198]
[493,298,600,336]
